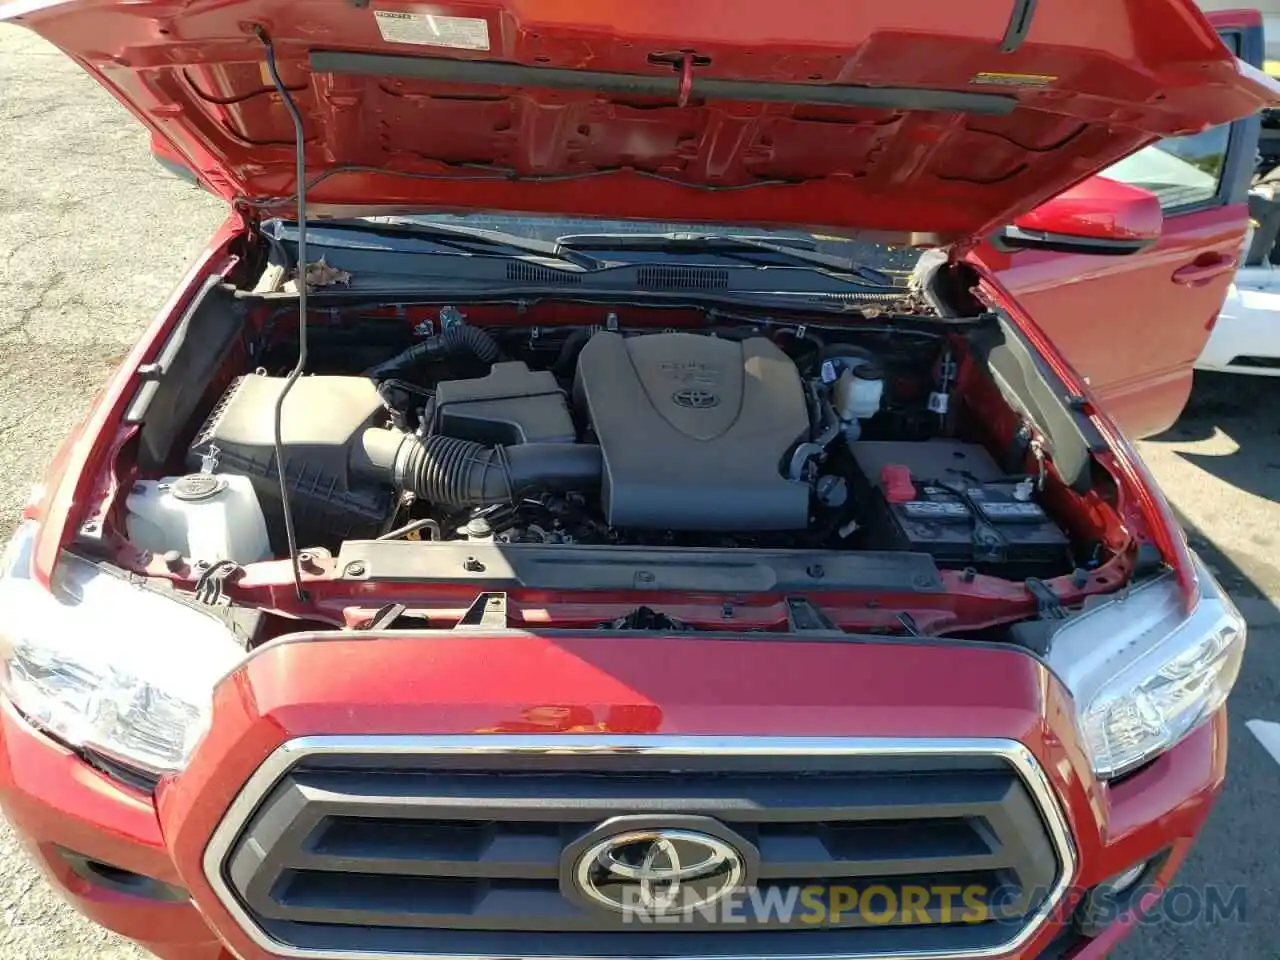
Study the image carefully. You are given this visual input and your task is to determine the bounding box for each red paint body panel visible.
[0,170,1220,960]
[968,8,1265,442]
[3,0,1277,239]
[973,202,1249,439]
[0,632,1228,959]
[0,700,225,957]
[0,5,1256,960]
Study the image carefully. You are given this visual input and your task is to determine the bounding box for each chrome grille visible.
[204,736,1074,960]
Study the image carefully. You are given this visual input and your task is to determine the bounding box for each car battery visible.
[849,440,1073,577]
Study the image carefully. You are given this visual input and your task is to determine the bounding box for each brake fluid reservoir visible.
[832,365,884,422]
[126,474,271,565]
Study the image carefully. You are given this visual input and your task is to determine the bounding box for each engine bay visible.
[120,295,1108,594]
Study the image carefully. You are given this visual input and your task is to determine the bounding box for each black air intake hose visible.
[553,327,593,379]
[352,429,602,506]
[365,325,500,379]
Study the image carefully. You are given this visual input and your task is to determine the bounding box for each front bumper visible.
[0,631,1228,960]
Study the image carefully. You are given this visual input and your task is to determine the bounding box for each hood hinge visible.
[947,237,982,262]
[235,196,264,233]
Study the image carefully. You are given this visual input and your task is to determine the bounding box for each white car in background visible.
[1195,114,1280,376]
[1197,259,1280,376]
[1197,64,1280,376]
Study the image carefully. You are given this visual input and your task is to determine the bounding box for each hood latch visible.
[647,51,711,107]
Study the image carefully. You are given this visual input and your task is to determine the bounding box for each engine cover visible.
[574,331,810,530]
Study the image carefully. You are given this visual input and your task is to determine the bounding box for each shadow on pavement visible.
[1114,371,1280,957]
[1110,504,1280,960]
[1149,372,1280,504]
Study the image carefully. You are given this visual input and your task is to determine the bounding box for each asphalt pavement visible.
[1,22,1279,960]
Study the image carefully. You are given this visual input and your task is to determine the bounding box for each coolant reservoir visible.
[126,474,271,565]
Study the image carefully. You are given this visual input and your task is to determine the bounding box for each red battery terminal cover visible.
[880,464,916,503]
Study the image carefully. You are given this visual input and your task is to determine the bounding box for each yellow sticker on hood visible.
[969,71,1057,87]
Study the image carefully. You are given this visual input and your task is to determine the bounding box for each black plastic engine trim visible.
[333,541,946,593]
[966,318,1106,493]
[126,279,245,471]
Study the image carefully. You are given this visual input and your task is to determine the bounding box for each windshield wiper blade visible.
[321,217,603,270]
[556,231,899,286]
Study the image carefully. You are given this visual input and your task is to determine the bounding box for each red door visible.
[969,11,1264,439]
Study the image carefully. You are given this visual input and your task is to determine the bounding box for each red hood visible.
[5,0,1278,241]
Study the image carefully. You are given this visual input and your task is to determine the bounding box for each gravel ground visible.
[1,21,1279,960]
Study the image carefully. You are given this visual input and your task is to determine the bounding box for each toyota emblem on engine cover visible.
[567,821,751,917]
[672,388,719,409]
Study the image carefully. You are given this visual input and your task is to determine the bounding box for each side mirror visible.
[996,177,1162,255]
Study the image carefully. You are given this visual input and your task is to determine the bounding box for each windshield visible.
[363,214,921,270]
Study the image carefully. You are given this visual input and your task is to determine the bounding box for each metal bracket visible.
[896,612,923,637]
[784,597,846,637]
[1030,437,1048,491]
[646,51,710,107]
[200,443,221,474]
[409,303,434,338]
[455,592,509,630]
[195,559,243,606]
[363,602,407,630]
[439,305,465,331]
[1025,578,1067,620]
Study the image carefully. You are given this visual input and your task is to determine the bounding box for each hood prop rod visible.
[256,26,309,602]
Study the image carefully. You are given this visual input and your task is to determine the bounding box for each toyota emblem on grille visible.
[572,828,746,915]
[672,388,719,409]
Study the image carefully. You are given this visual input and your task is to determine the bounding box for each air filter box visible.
[187,374,392,549]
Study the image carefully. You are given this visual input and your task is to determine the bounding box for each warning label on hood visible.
[374,11,490,50]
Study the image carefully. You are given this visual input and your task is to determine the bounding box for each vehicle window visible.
[1097,27,1241,212]
[1101,124,1230,211]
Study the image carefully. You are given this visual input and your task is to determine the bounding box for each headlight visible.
[1049,555,1245,779]
[0,521,245,775]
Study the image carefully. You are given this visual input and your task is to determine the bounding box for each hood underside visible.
[6,0,1279,241]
